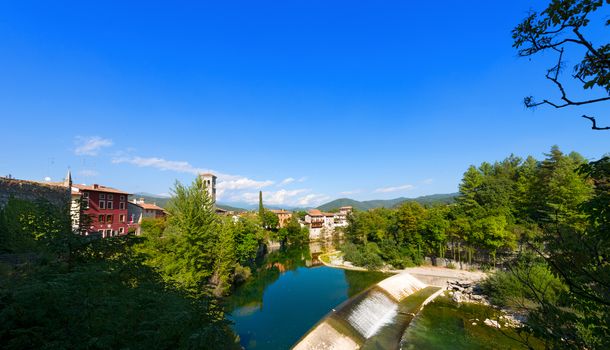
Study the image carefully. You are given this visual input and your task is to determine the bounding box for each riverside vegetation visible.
[1,147,607,349]
[0,177,307,349]
[342,146,610,349]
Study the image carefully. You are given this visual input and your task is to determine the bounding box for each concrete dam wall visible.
[293,272,439,350]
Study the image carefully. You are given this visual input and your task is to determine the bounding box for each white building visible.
[334,206,353,227]
[304,208,350,240]
[199,173,217,203]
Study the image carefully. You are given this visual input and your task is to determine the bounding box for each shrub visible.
[233,264,251,285]
[482,258,566,309]
[341,242,383,270]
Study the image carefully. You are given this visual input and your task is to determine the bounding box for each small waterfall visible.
[293,272,428,349]
[346,290,398,339]
[377,272,426,301]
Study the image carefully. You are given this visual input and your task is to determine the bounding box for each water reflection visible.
[225,242,389,350]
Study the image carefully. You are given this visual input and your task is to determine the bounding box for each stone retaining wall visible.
[0,177,70,210]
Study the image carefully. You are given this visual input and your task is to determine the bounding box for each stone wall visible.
[0,177,70,210]
[424,256,480,271]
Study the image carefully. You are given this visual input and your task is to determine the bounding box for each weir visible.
[293,272,439,350]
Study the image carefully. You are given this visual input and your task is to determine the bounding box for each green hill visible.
[317,193,457,211]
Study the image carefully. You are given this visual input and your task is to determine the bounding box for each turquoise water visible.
[225,245,388,349]
[226,246,539,350]
[401,296,543,350]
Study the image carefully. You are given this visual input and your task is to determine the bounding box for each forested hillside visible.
[317,193,457,211]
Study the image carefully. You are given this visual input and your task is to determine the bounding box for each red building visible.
[72,183,132,237]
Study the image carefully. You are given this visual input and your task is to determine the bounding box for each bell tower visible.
[199,173,217,203]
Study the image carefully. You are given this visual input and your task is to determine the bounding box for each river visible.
[225,243,389,349]
[225,243,540,350]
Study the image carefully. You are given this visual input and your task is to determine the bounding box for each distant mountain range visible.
[316,193,458,212]
[132,192,458,213]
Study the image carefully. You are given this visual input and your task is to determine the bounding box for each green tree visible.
[0,196,239,349]
[421,206,450,259]
[262,210,279,231]
[212,222,236,296]
[164,177,220,291]
[258,191,264,221]
[231,216,263,265]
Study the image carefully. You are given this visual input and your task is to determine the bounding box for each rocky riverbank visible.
[446,280,526,328]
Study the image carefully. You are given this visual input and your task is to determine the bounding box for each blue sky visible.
[0,1,608,207]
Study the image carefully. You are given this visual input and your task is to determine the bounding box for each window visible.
[119,227,124,234]
[82,198,89,210]
[99,200,106,209]
[107,215,113,224]
[108,194,113,200]
[106,229,112,237]
[100,193,106,200]
[83,192,89,198]
[107,201,113,209]
[98,215,104,222]
[120,195,125,201]
[119,214,125,223]
[119,202,125,210]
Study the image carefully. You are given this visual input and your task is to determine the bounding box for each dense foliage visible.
[0,197,238,349]
[345,146,609,348]
[136,177,266,297]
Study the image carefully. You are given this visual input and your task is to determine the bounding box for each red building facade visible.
[73,184,132,237]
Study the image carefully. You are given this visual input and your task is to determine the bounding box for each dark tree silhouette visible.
[513,0,609,130]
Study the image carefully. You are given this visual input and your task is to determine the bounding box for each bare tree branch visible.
[582,115,610,130]
[514,1,610,130]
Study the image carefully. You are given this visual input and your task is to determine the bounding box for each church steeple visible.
[64,169,72,188]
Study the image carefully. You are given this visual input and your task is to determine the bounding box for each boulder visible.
[484,318,501,328]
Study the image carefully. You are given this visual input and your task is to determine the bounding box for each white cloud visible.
[228,188,328,207]
[340,190,361,195]
[296,194,330,207]
[217,178,274,191]
[422,178,434,185]
[374,184,415,193]
[112,156,207,174]
[277,177,307,186]
[78,169,98,177]
[279,177,295,186]
[111,155,274,200]
[74,136,113,156]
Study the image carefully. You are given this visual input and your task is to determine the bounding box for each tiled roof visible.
[139,202,165,211]
[73,184,131,195]
[307,209,326,216]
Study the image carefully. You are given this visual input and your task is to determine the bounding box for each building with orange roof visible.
[271,209,292,228]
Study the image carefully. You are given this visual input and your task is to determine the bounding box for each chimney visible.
[93,184,99,189]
